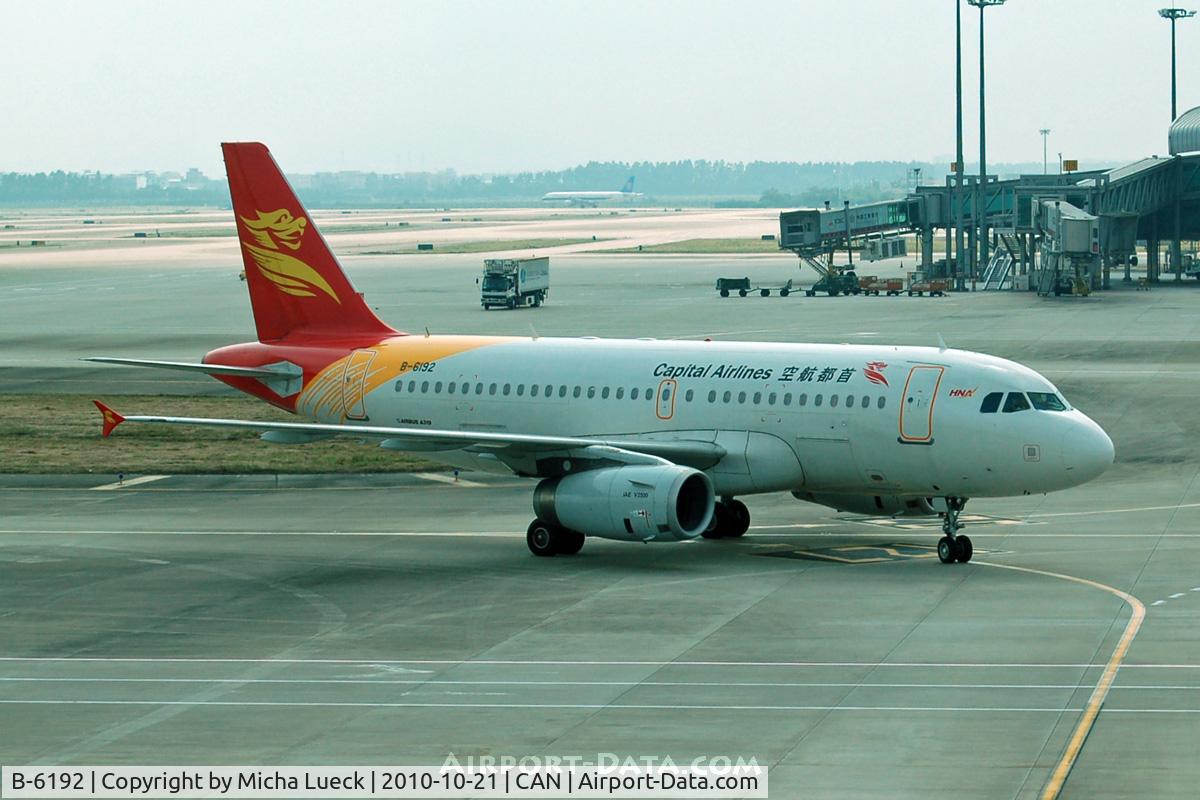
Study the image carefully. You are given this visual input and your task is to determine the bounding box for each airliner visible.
[90,142,1114,563]
[541,176,642,206]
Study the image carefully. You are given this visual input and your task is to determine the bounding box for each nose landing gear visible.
[936,497,973,564]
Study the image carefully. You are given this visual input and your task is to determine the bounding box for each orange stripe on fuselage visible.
[296,335,510,422]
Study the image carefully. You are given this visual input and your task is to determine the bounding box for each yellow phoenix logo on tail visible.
[239,209,341,304]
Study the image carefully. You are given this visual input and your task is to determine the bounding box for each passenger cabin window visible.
[1028,392,1068,411]
[631,388,639,400]
[1003,392,1031,413]
[531,385,539,397]
[708,390,717,403]
[877,396,886,409]
[860,395,869,409]
[685,389,694,402]
[602,387,610,399]
[617,387,625,399]
[516,384,525,396]
[980,392,1003,413]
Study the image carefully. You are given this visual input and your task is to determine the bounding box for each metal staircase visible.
[980,233,1020,290]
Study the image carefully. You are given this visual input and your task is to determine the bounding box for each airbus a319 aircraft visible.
[91,143,1114,563]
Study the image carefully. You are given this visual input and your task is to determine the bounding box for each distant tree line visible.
[0,159,1048,208]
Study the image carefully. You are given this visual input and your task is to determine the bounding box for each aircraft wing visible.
[92,401,726,472]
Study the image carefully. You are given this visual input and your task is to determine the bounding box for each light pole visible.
[968,0,1006,280]
[1159,8,1196,120]
[1039,128,1050,175]
[954,0,966,290]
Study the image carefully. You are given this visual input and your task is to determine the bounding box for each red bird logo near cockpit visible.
[864,361,889,386]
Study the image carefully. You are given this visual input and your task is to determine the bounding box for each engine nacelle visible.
[534,465,714,542]
[792,491,937,517]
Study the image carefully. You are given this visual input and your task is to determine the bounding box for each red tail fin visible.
[221,142,397,343]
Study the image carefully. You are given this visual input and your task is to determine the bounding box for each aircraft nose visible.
[1060,416,1115,483]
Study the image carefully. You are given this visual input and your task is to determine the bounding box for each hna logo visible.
[864,361,889,386]
[949,388,977,398]
[239,209,341,304]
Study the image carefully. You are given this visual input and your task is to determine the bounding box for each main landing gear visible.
[936,497,973,564]
[702,498,751,539]
[526,519,585,557]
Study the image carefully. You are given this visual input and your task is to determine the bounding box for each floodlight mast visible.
[968,0,1006,283]
[1159,8,1196,120]
[954,0,965,290]
[1040,128,1051,175]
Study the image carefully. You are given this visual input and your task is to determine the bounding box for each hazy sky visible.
[4,1,1195,176]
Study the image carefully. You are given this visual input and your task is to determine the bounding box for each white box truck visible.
[481,257,549,309]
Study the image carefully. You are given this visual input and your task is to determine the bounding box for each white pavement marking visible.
[2,657,1196,668]
[10,527,1200,539]
[0,677,1196,690]
[0,698,1196,714]
[89,475,168,491]
[1153,600,1167,606]
[0,529,523,538]
[1170,592,1186,598]
[413,472,485,487]
[1027,501,1200,519]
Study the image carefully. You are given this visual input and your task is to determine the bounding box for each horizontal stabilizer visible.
[83,357,292,380]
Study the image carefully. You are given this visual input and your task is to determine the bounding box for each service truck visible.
[481,257,550,309]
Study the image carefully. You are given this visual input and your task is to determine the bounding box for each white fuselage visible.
[299,337,1114,501]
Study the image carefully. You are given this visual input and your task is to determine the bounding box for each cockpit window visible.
[1002,392,1031,413]
[979,392,1003,413]
[1028,392,1068,412]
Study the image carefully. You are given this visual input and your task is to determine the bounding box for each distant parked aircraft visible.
[542,177,642,206]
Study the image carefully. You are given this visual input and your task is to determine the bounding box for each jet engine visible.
[793,492,937,517]
[534,465,714,542]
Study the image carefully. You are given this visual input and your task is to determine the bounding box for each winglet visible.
[93,400,125,438]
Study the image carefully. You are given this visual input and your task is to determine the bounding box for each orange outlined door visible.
[899,365,944,443]
[342,349,377,420]
[656,379,677,420]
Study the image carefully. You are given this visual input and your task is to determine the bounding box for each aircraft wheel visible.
[527,519,558,557]
[703,503,733,538]
[555,529,585,555]
[937,536,958,564]
[725,500,751,537]
[955,535,973,563]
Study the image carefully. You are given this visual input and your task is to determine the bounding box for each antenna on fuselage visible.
[530,324,539,341]
[424,327,431,338]
[937,333,948,351]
